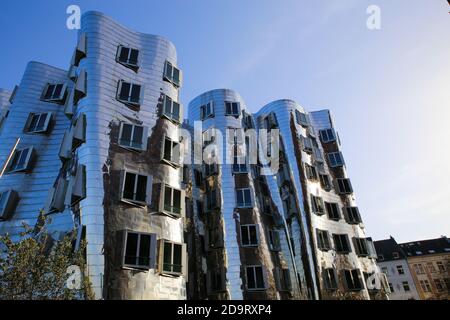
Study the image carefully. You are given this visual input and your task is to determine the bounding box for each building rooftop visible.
[373,237,407,262]
[399,236,450,257]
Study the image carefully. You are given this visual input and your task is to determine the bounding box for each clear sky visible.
[0,0,449,243]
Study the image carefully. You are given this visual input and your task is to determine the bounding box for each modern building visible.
[0,11,187,300]
[400,237,450,300]
[374,237,420,300]
[0,11,386,300]
[185,94,387,300]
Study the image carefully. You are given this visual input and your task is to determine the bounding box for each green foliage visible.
[0,222,94,300]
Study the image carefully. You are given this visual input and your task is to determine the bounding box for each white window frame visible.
[245,265,266,291]
[325,202,340,221]
[161,94,182,124]
[240,224,259,247]
[236,188,253,208]
[159,239,185,276]
[120,170,151,205]
[161,136,181,167]
[116,45,140,69]
[118,122,148,151]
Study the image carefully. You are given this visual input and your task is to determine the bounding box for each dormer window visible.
[117,45,139,69]
[163,61,182,87]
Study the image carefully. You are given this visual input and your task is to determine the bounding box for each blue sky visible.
[0,0,449,242]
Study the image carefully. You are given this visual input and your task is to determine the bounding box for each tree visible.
[0,220,94,300]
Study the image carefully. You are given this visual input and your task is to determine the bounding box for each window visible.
[245,266,265,290]
[161,136,181,166]
[353,238,370,256]
[397,265,405,275]
[163,61,182,87]
[118,123,148,151]
[310,195,325,215]
[392,252,400,259]
[333,234,351,254]
[323,268,338,290]
[194,169,203,187]
[419,280,431,292]
[160,240,185,276]
[205,188,220,212]
[241,225,259,247]
[123,231,156,269]
[337,178,353,194]
[434,279,445,292]
[426,262,436,273]
[327,152,345,167]
[225,101,240,117]
[162,185,183,217]
[274,268,292,292]
[402,281,410,292]
[316,229,331,251]
[117,80,143,106]
[305,163,318,180]
[268,229,281,252]
[116,45,139,69]
[208,267,226,293]
[437,261,446,272]
[203,161,219,177]
[301,136,313,153]
[200,101,214,120]
[161,94,182,124]
[414,264,425,274]
[42,83,66,102]
[121,171,150,205]
[319,174,332,191]
[389,283,394,293]
[344,207,362,224]
[295,110,309,127]
[313,147,324,163]
[343,269,363,291]
[71,33,86,67]
[207,226,224,249]
[236,188,252,208]
[24,112,52,134]
[0,190,19,221]
[319,129,336,143]
[325,202,340,221]
[8,147,35,173]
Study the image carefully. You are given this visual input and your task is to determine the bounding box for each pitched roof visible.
[373,237,407,261]
[399,236,450,257]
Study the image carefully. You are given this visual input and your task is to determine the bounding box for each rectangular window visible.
[207,226,224,249]
[327,152,345,167]
[162,185,183,217]
[316,229,331,251]
[117,45,139,69]
[344,207,362,224]
[343,269,363,291]
[233,153,247,173]
[301,136,313,153]
[246,266,265,290]
[162,94,181,124]
[0,190,19,221]
[389,283,394,293]
[325,202,340,221]
[164,61,182,87]
[434,279,445,292]
[24,112,52,134]
[241,225,259,247]
[337,178,353,194]
[419,280,431,292]
[200,101,214,120]
[397,265,405,275]
[426,262,436,273]
[205,188,220,211]
[402,281,410,292]
[392,252,400,259]
[323,268,338,290]
[123,231,156,269]
[208,267,226,293]
[353,237,370,257]
[305,163,318,180]
[333,234,351,254]
[42,83,66,102]
[295,110,309,127]
[117,80,142,106]
[414,264,425,274]
[268,229,281,251]
[319,174,332,191]
[8,147,34,173]
[161,136,181,166]
[236,188,252,208]
[160,240,185,276]
[121,172,149,204]
[274,268,292,292]
[225,101,240,117]
[437,261,446,272]
[313,147,324,163]
[319,128,336,143]
[311,195,325,215]
[118,123,147,151]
